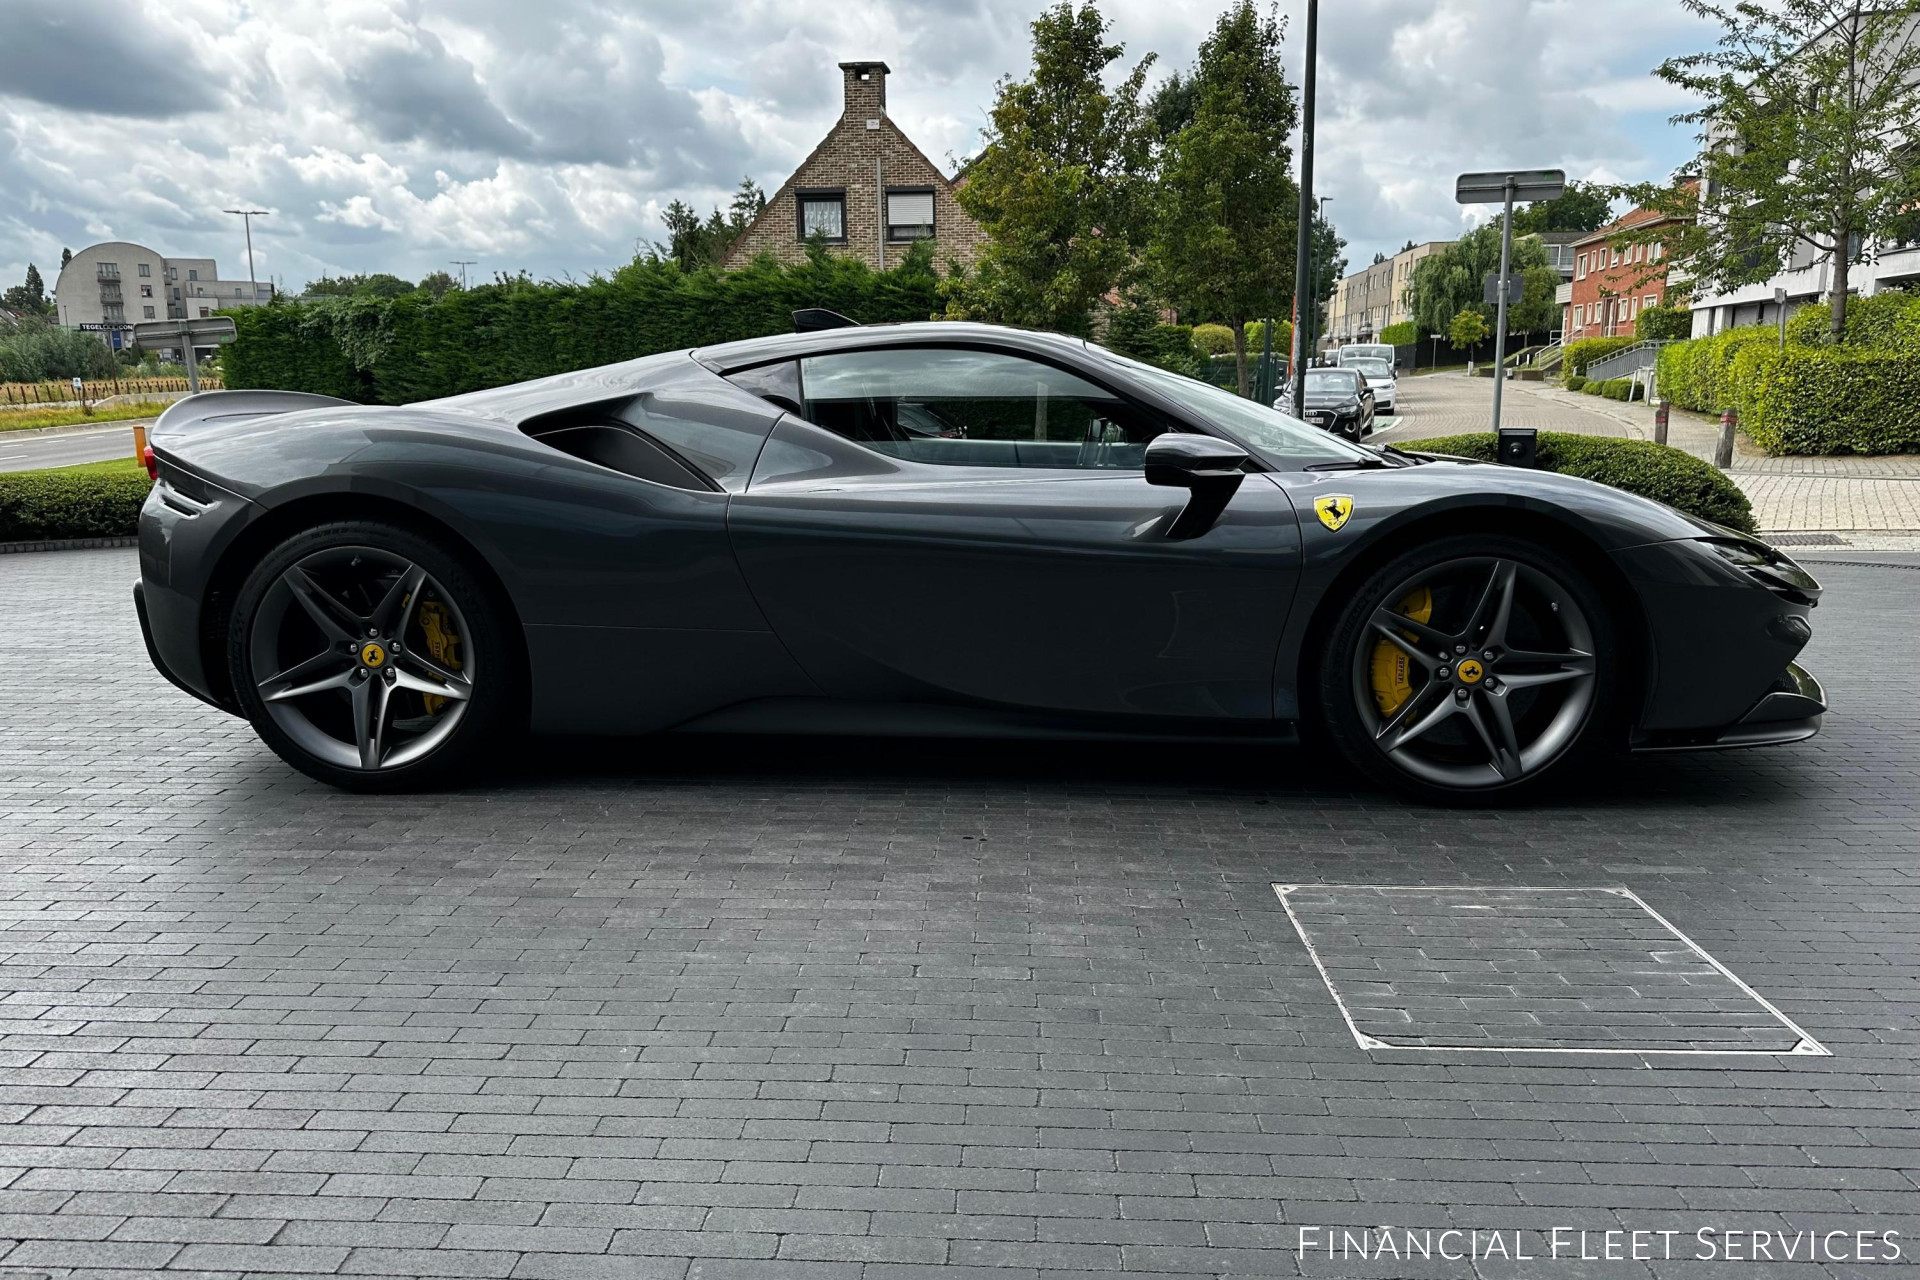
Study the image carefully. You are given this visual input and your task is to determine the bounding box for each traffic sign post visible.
[1457,168,1565,448]
[131,316,237,395]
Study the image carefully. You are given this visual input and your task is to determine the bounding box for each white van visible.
[1337,343,1397,369]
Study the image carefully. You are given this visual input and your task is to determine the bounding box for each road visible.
[0,420,146,472]
[0,543,1914,1277]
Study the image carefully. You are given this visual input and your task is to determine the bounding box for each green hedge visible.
[225,246,945,405]
[1563,336,1637,377]
[1564,374,1587,392]
[1398,432,1755,532]
[1634,305,1691,341]
[1379,321,1419,347]
[1580,377,1643,402]
[1658,309,1920,454]
[0,468,152,541]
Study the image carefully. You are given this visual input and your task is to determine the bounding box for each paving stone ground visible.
[1375,374,1920,537]
[0,547,1916,1279]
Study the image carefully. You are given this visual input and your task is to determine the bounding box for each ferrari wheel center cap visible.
[359,641,388,669]
[1455,658,1484,685]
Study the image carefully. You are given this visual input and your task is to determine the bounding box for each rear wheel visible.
[228,521,514,791]
[1318,535,1617,801]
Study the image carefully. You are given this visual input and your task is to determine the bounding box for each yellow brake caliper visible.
[1370,586,1433,716]
[417,600,464,716]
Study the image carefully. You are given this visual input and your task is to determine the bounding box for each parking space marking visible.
[1274,883,1830,1057]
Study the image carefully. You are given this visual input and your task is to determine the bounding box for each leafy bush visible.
[1243,318,1292,355]
[1190,323,1236,355]
[1738,343,1920,454]
[1564,374,1588,391]
[1784,289,1920,349]
[1397,432,1755,531]
[1563,336,1637,376]
[1104,307,1205,377]
[0,324,117,382]
[227,245,945,404]
[0,464,151,541]
[1581,377,1644,401]
[1634,305,1692,340]
[1654,325,1777,414]
[1379,321,1419,347]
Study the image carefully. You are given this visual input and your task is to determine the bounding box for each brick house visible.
[722,62,986,274]
[1564,205,1682,340]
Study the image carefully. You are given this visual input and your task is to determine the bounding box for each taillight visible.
[142,446,158,481]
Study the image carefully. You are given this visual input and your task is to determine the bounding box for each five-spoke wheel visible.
[1321,535,1616,799]
[230,522,511,790]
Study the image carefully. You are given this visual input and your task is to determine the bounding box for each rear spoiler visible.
[150,389,358,443]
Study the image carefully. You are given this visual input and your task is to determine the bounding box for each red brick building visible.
[722,62,986,274]
[1564,205,1682,340]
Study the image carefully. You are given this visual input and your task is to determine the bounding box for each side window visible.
[795,348,1170,469]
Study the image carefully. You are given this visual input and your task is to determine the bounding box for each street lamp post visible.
[451,260,477,290]
[1289,0,1318,416]
[223,209,270,297]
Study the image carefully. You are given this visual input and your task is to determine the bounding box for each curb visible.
[0,535,139,555]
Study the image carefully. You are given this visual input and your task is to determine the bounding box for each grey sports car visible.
[135,320,1826,800]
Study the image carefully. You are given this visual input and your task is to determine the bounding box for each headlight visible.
[1708,540,1772,568]
[1701,538,1821,605]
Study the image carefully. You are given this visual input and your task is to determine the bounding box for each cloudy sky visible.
[0,0,1714,296]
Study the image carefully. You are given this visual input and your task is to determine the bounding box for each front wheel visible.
[228,521,516,792]
[1317,535,1618,801]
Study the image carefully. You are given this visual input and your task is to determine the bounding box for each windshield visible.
[1349,359,1394,379]
[1091,349,1372,463]
[1305,370,1358,392]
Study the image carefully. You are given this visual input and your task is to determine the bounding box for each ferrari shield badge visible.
[1313,494,1355,532]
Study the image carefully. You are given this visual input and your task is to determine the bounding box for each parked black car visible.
[1297,367,1375,440]
[134,321,1826,801]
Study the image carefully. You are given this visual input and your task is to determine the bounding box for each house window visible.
[139,284,152,297]
[885,188,935,241]
[1575,254,1587,279]
[188,268,199,280]
[167,267,177,280]
[137,263,151,277]
[98,262,119,279]
[197,306,211,317]
[236,286,245,296]
[142,305,155,319]
[1645,294,1658,310]
[796,190,846,242]
[1650,242,1663,261]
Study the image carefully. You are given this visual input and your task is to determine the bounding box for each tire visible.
[228,520,517,792]
[1316,533,1618,802]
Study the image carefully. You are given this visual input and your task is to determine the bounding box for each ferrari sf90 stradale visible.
[135,321,1824,800]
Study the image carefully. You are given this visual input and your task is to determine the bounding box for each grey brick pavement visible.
[0,547,1916,1278]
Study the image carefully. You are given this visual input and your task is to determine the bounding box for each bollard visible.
[1653,401,1669,447]
[1714,408,1737,468]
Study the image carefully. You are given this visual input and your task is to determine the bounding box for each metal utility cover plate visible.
[1274,885,1827,1056]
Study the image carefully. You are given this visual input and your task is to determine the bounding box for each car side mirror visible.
[1144,433,1248,540]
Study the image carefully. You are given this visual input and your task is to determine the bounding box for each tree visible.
[1511,180,1614,233]
[1616,0,1920,340]
[301,273,416,300]
[656,177,766,270]
[943,3,1155,335]
[1405,223,1556,338]
[1144,2,1298,393]
[415,271,457,300]
[2,263,52,316]
[60,247,72,269]
[1449,308,1490,351]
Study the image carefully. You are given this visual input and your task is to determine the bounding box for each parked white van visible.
[1336,343,1397,369]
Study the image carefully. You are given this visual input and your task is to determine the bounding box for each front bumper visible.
[1631,662,1825,752]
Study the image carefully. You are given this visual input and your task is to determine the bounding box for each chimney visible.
[839,61,889,120]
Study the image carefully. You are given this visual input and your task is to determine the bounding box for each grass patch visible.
[0,401,172,433]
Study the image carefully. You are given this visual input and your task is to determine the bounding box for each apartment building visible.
[1564,207,1681,340]
[53,241,273,342]
[1325,240,1449,347]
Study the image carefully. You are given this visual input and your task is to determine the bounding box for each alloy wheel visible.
[1352,556,1597,790]
[248,546,475,772]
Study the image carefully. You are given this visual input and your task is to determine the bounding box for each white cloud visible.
[0,0,1717,295]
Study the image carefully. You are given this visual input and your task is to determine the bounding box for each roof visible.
[1572,205,1683,248]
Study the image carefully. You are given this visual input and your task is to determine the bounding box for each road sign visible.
[132,316,237,349]
[1483,274,1525,305]
[1455,169,1567,205]
[131,316,238,395]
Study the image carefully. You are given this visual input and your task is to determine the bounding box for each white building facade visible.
[53,241,273,347]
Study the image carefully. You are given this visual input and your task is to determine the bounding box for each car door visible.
[724,344,1303,721]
